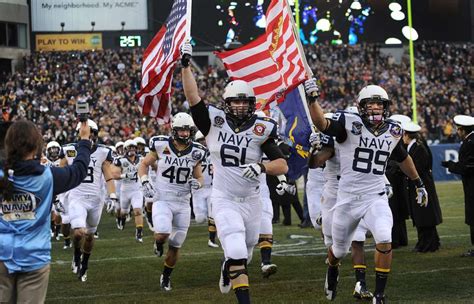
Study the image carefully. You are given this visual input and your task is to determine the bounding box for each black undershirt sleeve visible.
[261,139,285,161]
[390,140,409,162]
[190,100,211,136]
[324,120,347,143]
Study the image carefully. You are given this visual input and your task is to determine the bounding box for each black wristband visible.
[413,177,424,188]
[307,95,318,105]
[258,163,266,173]
[181,54,191,67]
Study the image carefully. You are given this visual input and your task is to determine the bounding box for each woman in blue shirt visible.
[0,120,92,304]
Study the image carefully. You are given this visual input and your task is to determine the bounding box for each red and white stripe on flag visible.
[216,0,307,110]
[136,0,190,124]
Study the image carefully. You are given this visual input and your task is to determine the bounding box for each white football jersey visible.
[149,135,205,195]
[332,112,403,195]
[68,144,114,198]
[114,155,142,190]
[206,105,278,197]
[320,133,340,191]
[43,158,61,167]
[200,148,213,187]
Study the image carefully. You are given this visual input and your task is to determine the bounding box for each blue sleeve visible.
[321,133,335,148]
[51,140,92,195]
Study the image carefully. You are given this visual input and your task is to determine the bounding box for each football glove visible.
[240,163,264,180]
[105,193,118,214]
[188,178,201,191]
[304,78,320,98]
[275,181,297,196]
[141,181,156,199]
[384,184,394,199]
[315,212,322,227]
[413,178,428,207]
[180,42,193,67]
[309,132,322,150]
[441,160,453,169]
[53,199,65,214]
[416,187,428,207]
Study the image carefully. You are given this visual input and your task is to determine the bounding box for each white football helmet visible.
[223,80,256,122]
[76,119,99,143]
[134,137,147,156]
[171,112,196,145]
[115,141,124,149]
[356,85,390,125]
[46,141,61,161]
[124,139,137,157]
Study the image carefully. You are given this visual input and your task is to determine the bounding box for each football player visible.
[138,112,204,291]
[192,131,219,248]
[45,141,64,240]
[181,42,288,304]
[114,139,145,242]
[65,119,119,282]
[306,81,428,303]
[135,137,148,157]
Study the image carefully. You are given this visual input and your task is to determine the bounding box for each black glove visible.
[441,160,453,168]
[180,42,192,68]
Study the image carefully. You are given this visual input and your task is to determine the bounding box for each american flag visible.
[136,0,190,124]
[216,0,308,110]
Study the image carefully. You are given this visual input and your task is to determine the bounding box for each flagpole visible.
[285,0,313,77]
[407,0,417,123]
[185,0,192,40]
[284,0,315,127]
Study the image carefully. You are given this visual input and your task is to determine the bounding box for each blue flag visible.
[277,88,312,180]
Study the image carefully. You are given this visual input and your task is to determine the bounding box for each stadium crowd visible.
[0,41,471,144]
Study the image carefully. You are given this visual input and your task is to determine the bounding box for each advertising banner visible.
[430,143,462,181]
[31,0,148,32]
[35,33,103,51]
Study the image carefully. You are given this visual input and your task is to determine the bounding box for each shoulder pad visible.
[256,116,277,125]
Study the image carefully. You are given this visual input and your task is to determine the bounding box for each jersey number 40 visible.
[162,166,191,184]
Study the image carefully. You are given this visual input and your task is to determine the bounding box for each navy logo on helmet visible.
[192,150,202,161]
[351,121,363,135]
[214,116,224,128]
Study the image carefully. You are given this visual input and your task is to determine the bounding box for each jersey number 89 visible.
[352,147,390,175]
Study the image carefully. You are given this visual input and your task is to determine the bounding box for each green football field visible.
[46,182,474,303]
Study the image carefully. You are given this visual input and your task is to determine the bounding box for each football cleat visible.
[261,263,278,279]
[160,274,172,291]
[154,241,164,257]
[324,266,339,301]
[63,239,72,250]
[353,281,373,300]
[208,239,219,248]
[71,257,80,274]
[94,231,99,239]
[116,218,123,230]
[219,260,232,294]
[78,267,88,282]
[372,293,386,304]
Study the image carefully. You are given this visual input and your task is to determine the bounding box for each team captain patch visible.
[192,150,202,160]
[389,124,402,138]
[214,116,224,128]
[253,123,266,136]
[66,150,77,157]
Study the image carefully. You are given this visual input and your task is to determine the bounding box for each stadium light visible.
[121,21,126,31]
[60,22,65,32]
[91,21,95,32]
[350,1,361,10]
[402,26,418,41]
[316,18,331,32]
[391,11,405,21]
[385,37,402,44]
[389,2,402,12]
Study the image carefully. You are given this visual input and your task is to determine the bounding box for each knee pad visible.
[169,229,187,248]
[331,243,350,259]
[223,233,248,260]
[376,244,392,255]
[258,236,273,249]
[195,214,207,224]
[208,217,216,232]
[226,258,248,280]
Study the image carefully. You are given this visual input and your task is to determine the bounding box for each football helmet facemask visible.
[46,141,61,161]
[223,80,256,124]
[171,112,196,145]
[357,85,390,125]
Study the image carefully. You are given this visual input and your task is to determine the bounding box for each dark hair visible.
[1,120,44,200]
